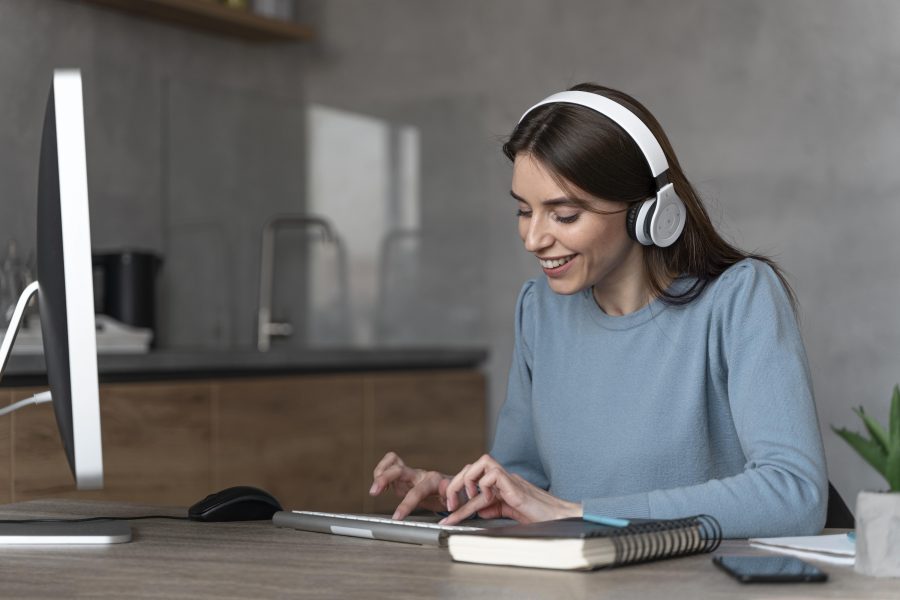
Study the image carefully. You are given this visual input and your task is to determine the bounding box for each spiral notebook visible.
[447,515,722,571]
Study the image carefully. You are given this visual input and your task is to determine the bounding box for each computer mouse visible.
[188,486,283,522]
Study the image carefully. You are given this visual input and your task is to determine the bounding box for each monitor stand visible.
[0,282,131,545]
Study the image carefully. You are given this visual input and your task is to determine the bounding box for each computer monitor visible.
[37,69,104,490]
[0,69,103,491]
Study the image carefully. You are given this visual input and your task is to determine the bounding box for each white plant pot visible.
[855,490,900,577]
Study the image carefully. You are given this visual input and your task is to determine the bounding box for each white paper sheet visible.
[748,533,855,566]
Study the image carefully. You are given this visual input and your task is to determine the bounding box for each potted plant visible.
[832,384,900,577]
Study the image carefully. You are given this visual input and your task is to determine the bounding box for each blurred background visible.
[0,0,898,510]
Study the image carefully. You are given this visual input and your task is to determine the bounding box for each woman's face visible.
[511,154,643,298]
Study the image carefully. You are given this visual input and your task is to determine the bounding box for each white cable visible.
[0,391,52,417]
[0,281,41,384]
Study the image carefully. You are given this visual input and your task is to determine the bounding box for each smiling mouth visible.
[539,255,575,269]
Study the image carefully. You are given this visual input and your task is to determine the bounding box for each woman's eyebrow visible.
[510,190,582,207]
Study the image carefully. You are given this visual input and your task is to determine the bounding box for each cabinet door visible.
[0,391,11,504]
[214,375,365,512]
[12,381,213,505]
[365,370,486,513]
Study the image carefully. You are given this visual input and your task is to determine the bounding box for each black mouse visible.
[188,486,283,522]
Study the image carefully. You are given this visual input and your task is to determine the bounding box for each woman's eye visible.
[516,208,532,218]
[554,213,580,224]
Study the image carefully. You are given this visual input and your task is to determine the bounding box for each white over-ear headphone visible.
[519,91,687,248]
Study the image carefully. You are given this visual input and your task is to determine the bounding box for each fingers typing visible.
[370,462,407,496]
[391,471,443,520]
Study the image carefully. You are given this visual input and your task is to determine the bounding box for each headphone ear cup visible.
[627,199,656,246]
[625,203,640,242]
[648,183,686,247]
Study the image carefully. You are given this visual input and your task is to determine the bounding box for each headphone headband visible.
[518,90,686,248]
[519,90,670,179]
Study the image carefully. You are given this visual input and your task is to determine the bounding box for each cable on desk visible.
[0,515,190,524]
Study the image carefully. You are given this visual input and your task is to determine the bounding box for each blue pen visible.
[583,513,630,528]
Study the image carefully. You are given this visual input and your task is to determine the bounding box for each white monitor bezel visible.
[53,69,103,490]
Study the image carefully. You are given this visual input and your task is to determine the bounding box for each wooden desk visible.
[0,500,894,599]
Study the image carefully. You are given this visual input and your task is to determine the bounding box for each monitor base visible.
[0,521,132,544]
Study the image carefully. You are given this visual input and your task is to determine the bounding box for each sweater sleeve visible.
[490,280,550,490]
[582,261,828,538]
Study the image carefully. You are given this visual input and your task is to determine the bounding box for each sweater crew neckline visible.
[579,275,701,330]
[580,287,667,330]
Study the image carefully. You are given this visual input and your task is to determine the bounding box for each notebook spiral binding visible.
[609,515,722,567]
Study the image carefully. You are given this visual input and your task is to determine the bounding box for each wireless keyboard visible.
[272,510,483,546]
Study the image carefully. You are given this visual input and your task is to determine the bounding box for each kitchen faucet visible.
[256,214,348,351]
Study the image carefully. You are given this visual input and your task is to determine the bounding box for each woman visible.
[369,84,827,538]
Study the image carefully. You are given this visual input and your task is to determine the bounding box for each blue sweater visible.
[491,259,827,538]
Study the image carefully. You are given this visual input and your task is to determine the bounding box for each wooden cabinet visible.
[12,382,214,505]
[214,374,365,512]
[2,369,486,512]
[0,391,11,505]
[364,371,486,513]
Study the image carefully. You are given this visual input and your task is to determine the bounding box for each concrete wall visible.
[300,0,900,506]
[0,0,309,350]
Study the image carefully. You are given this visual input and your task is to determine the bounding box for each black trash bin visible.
[92,250,162,342]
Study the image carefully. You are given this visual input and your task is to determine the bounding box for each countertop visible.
[0,346,488,386]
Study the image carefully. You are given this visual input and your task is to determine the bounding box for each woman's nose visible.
[523,217,553,253]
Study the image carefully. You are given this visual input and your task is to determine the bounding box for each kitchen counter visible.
[0,346,488,386]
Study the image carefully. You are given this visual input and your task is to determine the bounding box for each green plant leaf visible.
[832,426,888,476]
[891,384,900,451]
[886,446,900,492]
[853,406,889,453]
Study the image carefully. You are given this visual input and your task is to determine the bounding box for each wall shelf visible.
[79,0,314,41]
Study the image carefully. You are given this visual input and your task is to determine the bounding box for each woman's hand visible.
[440,454,582,525]
[369,452,452,520]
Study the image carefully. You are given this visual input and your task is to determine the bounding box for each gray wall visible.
[0,0,309,350]
[300,0,900,507]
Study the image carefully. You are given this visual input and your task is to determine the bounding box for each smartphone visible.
[712,555,828,583]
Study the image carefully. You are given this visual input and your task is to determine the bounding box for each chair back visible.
[825,481,855,528]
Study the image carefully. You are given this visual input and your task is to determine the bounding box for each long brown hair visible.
[503,83,797,311]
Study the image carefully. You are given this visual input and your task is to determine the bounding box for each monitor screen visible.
[36,69,103,490]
